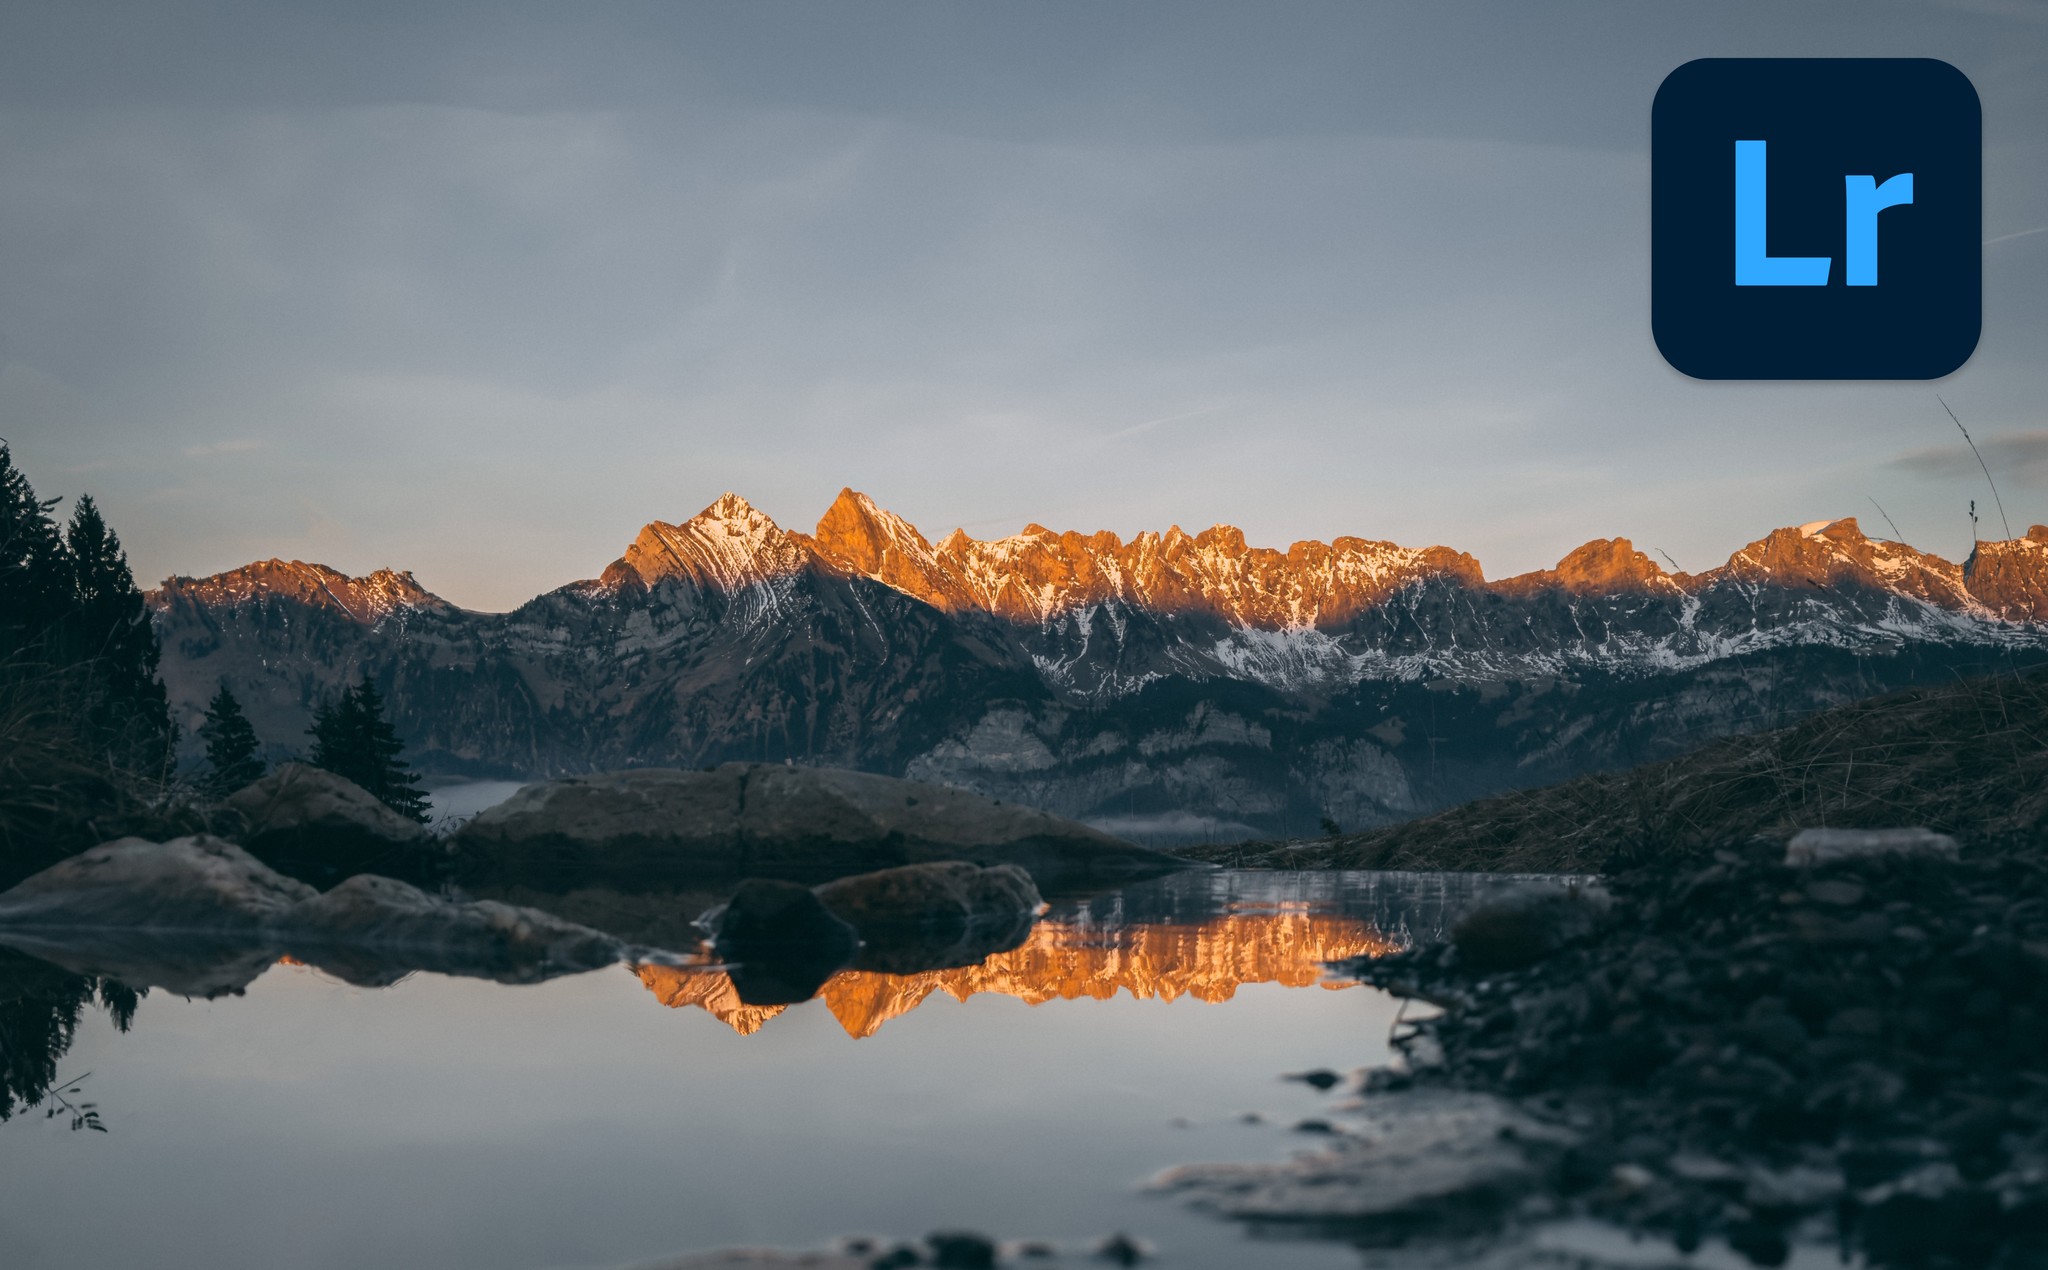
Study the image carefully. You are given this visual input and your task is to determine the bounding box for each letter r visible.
[1844,173,1914,286]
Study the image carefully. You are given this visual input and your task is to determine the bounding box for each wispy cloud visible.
[183,438,268,458]
[1890,430,2048,484]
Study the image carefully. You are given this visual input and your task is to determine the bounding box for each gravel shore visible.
[1333,830,2048,1267]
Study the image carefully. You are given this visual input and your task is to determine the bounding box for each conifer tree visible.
[0,443,70,660]
[308,673,429,822]
[198,682,265,797]
[63,495,171,771]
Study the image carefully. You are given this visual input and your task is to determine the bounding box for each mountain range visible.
[148,490,2048,843]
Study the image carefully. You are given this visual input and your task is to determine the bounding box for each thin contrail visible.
[1100,404,1230,442]
[1984,224,2048,246]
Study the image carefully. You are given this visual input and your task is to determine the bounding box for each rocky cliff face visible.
[148,493,2048,843]
[1964,526,2048,620]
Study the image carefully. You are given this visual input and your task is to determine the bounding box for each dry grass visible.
[0,664,191,889]
[1184,664,2048,875]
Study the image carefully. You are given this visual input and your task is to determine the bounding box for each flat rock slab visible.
[0,836,624,993]
[455,763,1186,888]
[0,836,316,931]
[1152,1089,1574,1234]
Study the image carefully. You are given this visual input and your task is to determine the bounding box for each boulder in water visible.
[225,763,434,880]
[0,836,624,993]
[0,835,316,932]
[703,878,860,1006]
[286,873,622,986]
[815,861,1041,974]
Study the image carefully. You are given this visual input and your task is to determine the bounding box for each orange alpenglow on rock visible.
[634,906,1403,1039]
[155,493,2048,632]
[559,491,2040,628]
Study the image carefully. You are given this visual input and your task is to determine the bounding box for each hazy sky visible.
[2,1,2045,611]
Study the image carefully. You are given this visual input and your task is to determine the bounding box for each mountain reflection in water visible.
[0,869,1537,1270]
[640,869,1490,1038]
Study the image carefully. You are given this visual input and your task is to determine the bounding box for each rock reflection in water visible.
[635,870,1494,1039]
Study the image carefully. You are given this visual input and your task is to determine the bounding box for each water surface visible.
[0,870,1522,1270]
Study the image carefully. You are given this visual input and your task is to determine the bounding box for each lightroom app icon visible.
[1652,58,1980,380]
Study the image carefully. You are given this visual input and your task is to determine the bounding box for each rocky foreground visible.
[1164,828,2048,1268]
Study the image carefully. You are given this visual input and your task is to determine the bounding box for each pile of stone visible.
[1338,827,2048,1267]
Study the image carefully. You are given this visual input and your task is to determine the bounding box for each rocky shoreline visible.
[1172,828,2048,1268]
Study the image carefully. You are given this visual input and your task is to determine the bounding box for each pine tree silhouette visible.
[198,682,265,798]
[62,496,171,771]
[308,673,429,822]
[0,443,71,661]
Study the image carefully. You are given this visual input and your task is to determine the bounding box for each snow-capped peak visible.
[616,493,813,592]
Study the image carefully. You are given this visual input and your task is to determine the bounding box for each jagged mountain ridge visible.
[149,492,2048,843]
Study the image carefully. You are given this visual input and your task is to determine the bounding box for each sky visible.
[2,1,2045,612]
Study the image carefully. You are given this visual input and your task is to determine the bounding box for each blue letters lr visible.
[1844,173,1913,286]
[1734,140,1830,286]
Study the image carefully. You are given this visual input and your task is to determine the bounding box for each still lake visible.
[0,786,1529,1269]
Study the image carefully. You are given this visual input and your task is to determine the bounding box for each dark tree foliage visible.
[62,495,172,772]
[199,681,265,798]
[2,446,183,888]
[0,946,141,1125]
[0,447,172,770]
[309,673,430,822]
[0,442,71,660]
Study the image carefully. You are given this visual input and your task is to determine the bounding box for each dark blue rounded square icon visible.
[1652,58,1980,380]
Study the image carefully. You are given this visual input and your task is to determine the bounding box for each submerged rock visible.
[816,861,1041,974]
[225,763,434,880]
[286,874,622,986]
[454,763,1185,888]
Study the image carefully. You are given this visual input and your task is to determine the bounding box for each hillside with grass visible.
[1181,662,2048,874]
